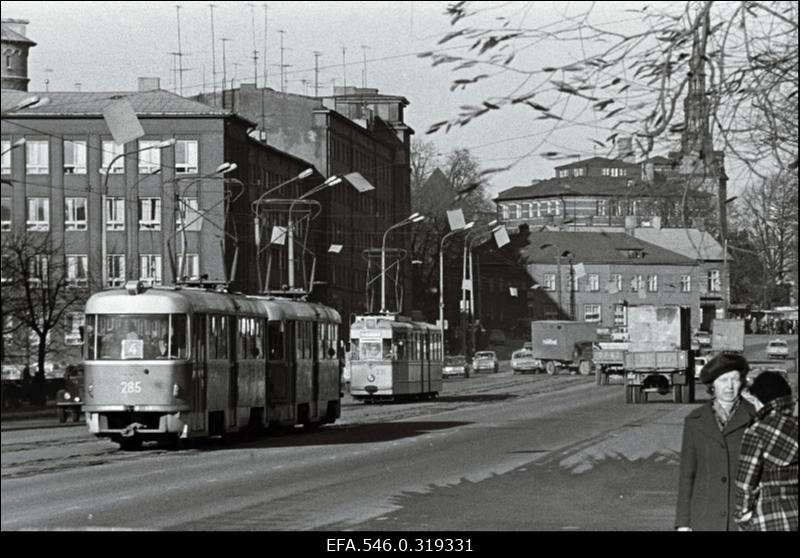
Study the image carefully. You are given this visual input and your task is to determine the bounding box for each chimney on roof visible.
[617,136,635,163]
[138,77,161,91]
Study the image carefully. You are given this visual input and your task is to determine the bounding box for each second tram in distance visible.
[348,314,443,401]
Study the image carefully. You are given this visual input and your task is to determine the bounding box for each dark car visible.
[56,364,84,423]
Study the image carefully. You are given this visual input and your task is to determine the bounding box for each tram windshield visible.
[86,314,188,360]
[355,338,393,361]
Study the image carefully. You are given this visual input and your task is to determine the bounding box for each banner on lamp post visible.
[494,225,510,248]
[102,97,145,145]
[270,226,287,245]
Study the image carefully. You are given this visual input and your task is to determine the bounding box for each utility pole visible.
[248,3,259,87]
[176,5,184,96]
[361,45,369,88]
[221,38,230,108]
[277,30,286,93]
[262,3,269,87]
[209,4,217,101]
[313,51,322,97]
[341,46,346,91]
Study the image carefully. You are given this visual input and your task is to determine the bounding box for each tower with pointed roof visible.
[1,18,36,91]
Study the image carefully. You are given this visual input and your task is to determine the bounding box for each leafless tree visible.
[1,231,89,404]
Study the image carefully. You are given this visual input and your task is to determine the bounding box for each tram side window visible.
[209,315,228,359]
[350,338,360,361]
[85,314,96,360]
[394,332,406,361]
[93,314,185,360]
[267,321,284,361]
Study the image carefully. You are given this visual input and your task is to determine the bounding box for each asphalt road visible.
[1,334,796,533]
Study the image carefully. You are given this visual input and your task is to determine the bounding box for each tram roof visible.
[84,287,341,323]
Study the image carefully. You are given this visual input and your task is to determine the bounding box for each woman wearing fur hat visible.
[675,353,756,531]
[735,371,798,531]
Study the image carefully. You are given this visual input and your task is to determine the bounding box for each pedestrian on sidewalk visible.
[735,371,798,531]
[675,353,756,531]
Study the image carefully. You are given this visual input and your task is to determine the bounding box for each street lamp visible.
[539,243,575,319]
[172,162,238,282]
[252,167,314,211]
[440,221,474,336]
[287,175,343,288]
[381,212,425,313]
[100,138,176,288]
[722,195,737,318]
[1,138,26,157]
[459,220,498,358]
[1,95,49,116]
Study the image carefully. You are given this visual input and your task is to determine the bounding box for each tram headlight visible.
[63,392,71,400]
[367,374,376,383]
[173,384,181,398]
[88,384,94,397]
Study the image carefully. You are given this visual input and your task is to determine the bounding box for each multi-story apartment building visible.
[1,81,317,368]
[193,84,413,326]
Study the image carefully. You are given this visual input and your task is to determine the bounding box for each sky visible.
[1,1,752,199]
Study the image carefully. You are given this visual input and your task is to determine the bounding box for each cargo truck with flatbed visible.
[530,321,597,375]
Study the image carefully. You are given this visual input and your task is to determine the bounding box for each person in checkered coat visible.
[735,371,799,531]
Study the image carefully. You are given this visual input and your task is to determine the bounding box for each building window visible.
[65,313,85,345]
[102,141,125,174]
[66,254,88,287]
[533,202,541,218]
[557,169,569,178]
[708,269,721,292]
[543,273,556,291]
[647,274,658,292]
[1,140,10,174]
[631,200,641,215]
[611,273,622,293]
[63,140,87,174]
[681,274,692,293]
[613,304,627,326]
[501,205,509,220]
[584,304,601,322]
[588,274,600,292]
[107,254,125,287]
[597,199,607,216]
[26,140,49,174]
[573,168,584,177]
[509,204,519,219]
[138,198,161,230]
[138,140,162,174]
[1,197,11,231]
[544,304,558,319]
[176,197,202,231]
[177,253,199,279]
[521,203,530,219]
[27,197,50,231]
[175,140,198,174]
[29,254,48,284]
[630,274,643,292]
[64,198,88,231]
[140,254,162,286]
[106,198,125,231]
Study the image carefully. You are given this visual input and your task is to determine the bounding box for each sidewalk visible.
[1,401,59,423]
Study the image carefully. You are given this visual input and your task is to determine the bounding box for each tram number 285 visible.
[121,381,143,394]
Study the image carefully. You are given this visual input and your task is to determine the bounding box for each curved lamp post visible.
[100,138,176,288]
[381,212,425,313]
[439,221,474,336]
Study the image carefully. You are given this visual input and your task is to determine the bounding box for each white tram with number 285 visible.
[348,314,443,401]
[82,281,342,449]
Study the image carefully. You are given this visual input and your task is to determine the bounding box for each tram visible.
[81,280,341,449]
[348,314,443,401]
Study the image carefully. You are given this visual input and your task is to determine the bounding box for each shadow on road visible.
[433,394,518,404]
[199,420,472,451]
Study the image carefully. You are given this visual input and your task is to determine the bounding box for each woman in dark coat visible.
[675,353,756,531]
[735,371,798,531]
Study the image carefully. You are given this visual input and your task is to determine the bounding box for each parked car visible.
[766,339,789,359]
[443,355,469,377]
[694,355,709,380]
[472,351,499,374]
[511,349,542,374]
[56,363,84,423]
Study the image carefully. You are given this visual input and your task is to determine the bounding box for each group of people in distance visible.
[676,353,798,531]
